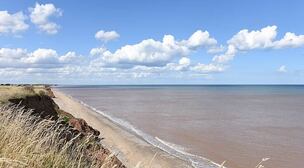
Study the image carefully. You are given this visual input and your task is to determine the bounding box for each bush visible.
[23,86,35,94]
[62,116,70,123]
[38,90,46,96]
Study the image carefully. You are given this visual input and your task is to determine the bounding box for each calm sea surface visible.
[58,85,304,168]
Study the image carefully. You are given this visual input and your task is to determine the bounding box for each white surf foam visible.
[62,91,224,168]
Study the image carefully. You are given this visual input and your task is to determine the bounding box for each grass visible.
[0,85,52,103]
[0,86,40,104]
[0,104,119,168]
[0,85,75,122]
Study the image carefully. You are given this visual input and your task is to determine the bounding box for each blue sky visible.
[0,0,304,84]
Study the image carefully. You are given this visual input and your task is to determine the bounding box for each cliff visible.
[0,85,126,168]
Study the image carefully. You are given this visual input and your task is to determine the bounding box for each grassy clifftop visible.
[0,85,125,168]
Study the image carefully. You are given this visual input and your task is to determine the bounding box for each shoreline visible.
[52,89,192,168]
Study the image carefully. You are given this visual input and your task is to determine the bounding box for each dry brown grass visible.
[0,86,36,104]
[0,104,118,168]
[0,85,50,104]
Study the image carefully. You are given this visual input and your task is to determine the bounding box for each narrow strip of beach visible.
[52,89,190,168]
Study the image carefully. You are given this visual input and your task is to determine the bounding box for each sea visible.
[57,85,304,168]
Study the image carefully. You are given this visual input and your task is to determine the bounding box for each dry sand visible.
[52,89,191,168]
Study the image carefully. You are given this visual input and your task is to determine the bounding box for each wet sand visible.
[52,89,191,168]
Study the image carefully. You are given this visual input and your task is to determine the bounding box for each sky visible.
[0,0,304,84]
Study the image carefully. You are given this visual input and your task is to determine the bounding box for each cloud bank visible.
[1,24,304,81]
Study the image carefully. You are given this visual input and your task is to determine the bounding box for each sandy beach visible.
[52,89,190,168]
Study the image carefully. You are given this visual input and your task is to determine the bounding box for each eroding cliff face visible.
[8,95,59,120]
[69,118,100,136]
[6,92,126,168]
[7,94,102,137]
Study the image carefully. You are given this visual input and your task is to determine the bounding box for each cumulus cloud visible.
[59,51,80,63]
[166,57,191,71]
[0,48,27,59]
[228,26,277,51]
[24,48,59,64]
[190,63,225,73]
[212,45,237,63]
[95,30,120,42]
[0,48,82,69]
[92,30,217,68]
[0,11,29,34]
[179,57,191,66]
[0,68,24,77]
[101,36,188,67]
[0,48,28,68]
[207,45,225,54]
[90,47,107,56]
[213,25,304,63]
[29,3,62,34]
[272,32,304,49]
[277,65,287,73]
[183,30,217,49]
[213,26,277,63]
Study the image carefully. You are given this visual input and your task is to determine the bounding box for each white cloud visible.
[29,3,62,34]
[0,68,24,77]
[0,48,27,59]
[277,65,287,73]
[179,57,191,65]
[207,45,225,54]
[212,45,237,63]
[59,51,81,63]
[190,63,225,73]
[0,48,82,69]
[0,11,28,34]
[0,48,28,68]
[272,32,304,49]
[213,25,304,63]
[183,30,217,49]
[25,48,59,64]
[93,30,217,67]
[213,26,277,63]
[166,57,191,71]
[95,30,120,42]
[101,36,188,67]
[90,47,107,56]
[228,26,277,51]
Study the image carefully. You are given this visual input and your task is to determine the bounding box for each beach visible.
[52,89,192,168]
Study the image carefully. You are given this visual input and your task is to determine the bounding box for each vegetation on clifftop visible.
[0,85,125,168]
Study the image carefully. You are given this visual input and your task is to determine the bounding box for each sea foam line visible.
[61,91,223,168]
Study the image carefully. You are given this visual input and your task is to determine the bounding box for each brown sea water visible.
[58,85,304,168]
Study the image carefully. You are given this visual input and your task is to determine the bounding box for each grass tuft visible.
[0,104,118,168]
